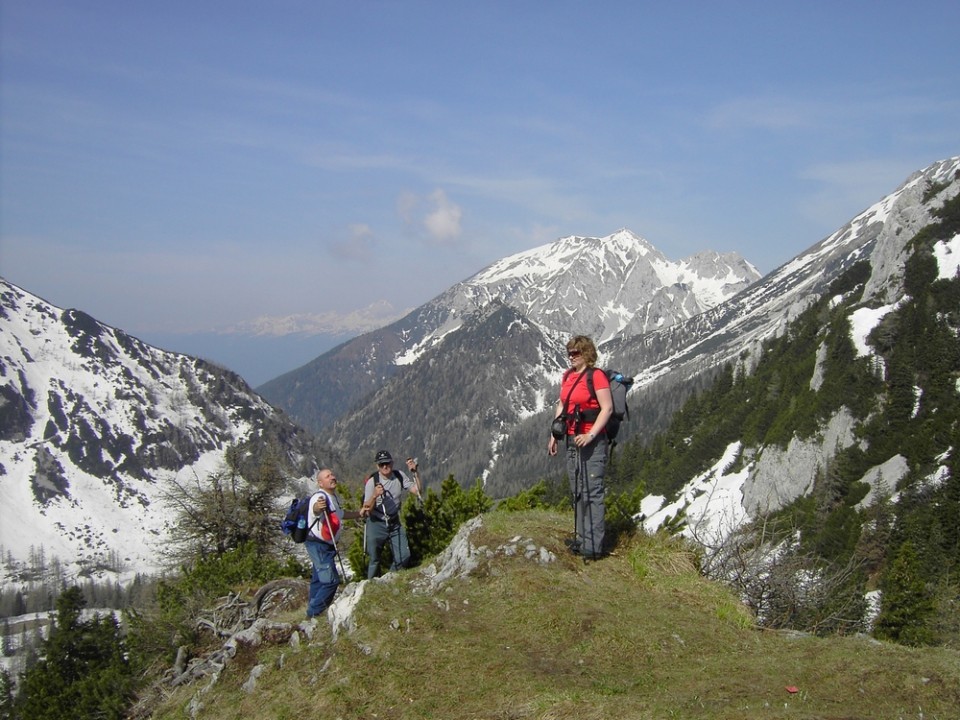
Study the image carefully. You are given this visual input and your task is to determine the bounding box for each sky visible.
[2,1,959,384]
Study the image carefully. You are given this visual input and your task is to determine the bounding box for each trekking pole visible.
[407,457,424,507]
[322,509,348,581]
[582,446,595,561]
[573,444,582,550]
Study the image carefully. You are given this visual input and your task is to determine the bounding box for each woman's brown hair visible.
[566,335,598,368]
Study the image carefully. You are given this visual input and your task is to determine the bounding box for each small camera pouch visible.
[550,417,566,440]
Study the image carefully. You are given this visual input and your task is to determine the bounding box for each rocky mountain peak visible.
[449,228,760,344]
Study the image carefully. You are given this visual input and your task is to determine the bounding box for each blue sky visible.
[2,1,959,383]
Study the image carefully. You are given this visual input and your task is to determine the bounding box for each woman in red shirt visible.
[547,336,613,560]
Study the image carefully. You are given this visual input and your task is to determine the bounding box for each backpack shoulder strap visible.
[561,370,586,414]
[305,492,324,534]
[586,367,598,402]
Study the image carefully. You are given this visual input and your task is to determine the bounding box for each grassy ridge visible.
[152,511,960,720]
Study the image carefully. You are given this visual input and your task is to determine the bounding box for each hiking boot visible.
[564,538,582,554]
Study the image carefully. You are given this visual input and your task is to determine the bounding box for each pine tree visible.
[15,586,136,720]
[1,620,12,658]
[874,541,935,646]
[0,669,14,720]
[163,442,290,564]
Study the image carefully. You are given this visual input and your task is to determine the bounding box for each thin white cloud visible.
[397,188,463,246]
[396,190,418,225]
[706,89,960,135]
[305,147,413,172]
[423,189,462,245]
[434,171,593,225]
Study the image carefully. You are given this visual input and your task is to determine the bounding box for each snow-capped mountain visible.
[0,282,322,583]
[258,230,759,433]
[438,229,758,345]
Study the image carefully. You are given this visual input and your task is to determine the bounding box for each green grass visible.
[150,510,960,719]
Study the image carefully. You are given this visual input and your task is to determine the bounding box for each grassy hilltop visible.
[151,510,960,720]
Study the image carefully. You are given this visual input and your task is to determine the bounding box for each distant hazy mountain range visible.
[143,299,411,388]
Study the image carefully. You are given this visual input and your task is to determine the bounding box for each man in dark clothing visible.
[360,450,421,578]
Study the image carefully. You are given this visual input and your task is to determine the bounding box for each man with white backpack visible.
[305,467,361,619]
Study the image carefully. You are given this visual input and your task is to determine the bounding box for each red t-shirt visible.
[559,368,609,435]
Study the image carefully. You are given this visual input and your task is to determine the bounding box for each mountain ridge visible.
[607,156,960,442]
[0,281,325,582]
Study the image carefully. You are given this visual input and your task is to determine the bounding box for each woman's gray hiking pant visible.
[566,436,608,558]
